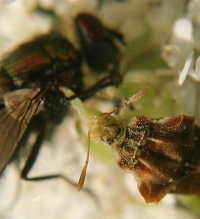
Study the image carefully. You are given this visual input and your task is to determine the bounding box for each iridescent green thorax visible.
[0,33,82,93]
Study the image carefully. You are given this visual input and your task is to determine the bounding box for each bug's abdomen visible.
[113,115,197,202]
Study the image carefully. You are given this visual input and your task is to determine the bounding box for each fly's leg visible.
[20,131,71,182]
[20,113,77,187]
[19,112,97,199]
[67,72,123,101]
[21,131,83,187]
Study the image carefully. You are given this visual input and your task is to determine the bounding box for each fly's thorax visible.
[0,33,83,92]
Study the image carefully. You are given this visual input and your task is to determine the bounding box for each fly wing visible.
[0,88,43,174]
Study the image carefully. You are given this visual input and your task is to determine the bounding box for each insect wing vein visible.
[0,88,42,174]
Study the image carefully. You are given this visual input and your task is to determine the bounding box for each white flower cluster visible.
[0,1,199,219]
[161,0,200,85]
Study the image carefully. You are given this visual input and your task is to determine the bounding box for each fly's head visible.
[75,12,123,86]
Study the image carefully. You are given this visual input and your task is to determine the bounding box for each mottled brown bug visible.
[73,88,200,202]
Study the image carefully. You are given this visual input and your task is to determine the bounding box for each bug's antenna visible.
[77,131,91,191]
[77,88,148,190]
[103,88,149,116]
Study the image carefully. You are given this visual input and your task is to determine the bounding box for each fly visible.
[0,12,123,184]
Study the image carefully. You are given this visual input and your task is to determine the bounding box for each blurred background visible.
[0,0,199,218]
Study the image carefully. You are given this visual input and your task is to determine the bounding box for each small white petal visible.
[193,55,200,80]
[173,18,193,41]
[178,51,194,85]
